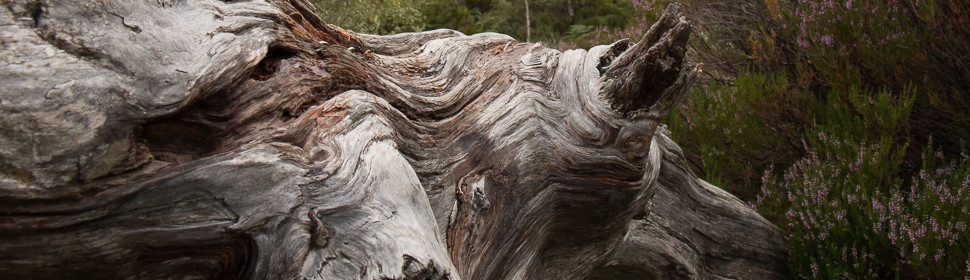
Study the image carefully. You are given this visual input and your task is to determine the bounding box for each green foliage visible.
[663,69,802,199]
[310,0,424,35]
[806,85,915,154]
[562,24,596,40]
[419,0,635,45]
[310,0,639,47]
[571,0,670,48]
[420,0,480,34]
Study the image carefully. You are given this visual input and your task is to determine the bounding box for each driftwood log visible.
[0,0,788,279]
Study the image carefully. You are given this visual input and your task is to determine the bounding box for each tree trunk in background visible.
[525,0,531,42]
[0,0,788,279]
[568,0,574,18]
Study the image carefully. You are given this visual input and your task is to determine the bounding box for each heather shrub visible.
[773,0,970,157]
[659,0,970,188]
[756,136,970,279]
[785,0,922,90]
[592,0,970,278]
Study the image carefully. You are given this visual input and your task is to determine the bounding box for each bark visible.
[0,0,787,279]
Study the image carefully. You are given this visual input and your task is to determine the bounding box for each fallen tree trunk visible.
[0,0,788,279]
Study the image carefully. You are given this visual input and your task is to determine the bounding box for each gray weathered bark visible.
[0,0,787,279]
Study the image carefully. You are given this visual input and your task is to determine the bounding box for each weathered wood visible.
[589,125,789,280]
[0,0,787,279]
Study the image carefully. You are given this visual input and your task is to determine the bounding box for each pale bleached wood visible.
[0,1,786,279]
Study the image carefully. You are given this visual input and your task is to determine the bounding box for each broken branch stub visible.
[599,3,700,119]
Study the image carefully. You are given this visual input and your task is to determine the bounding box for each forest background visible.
[309,0,970,279]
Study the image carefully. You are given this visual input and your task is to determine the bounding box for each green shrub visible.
[310,0,425,35]
[421,0,480,35]
[664,68,805,199]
